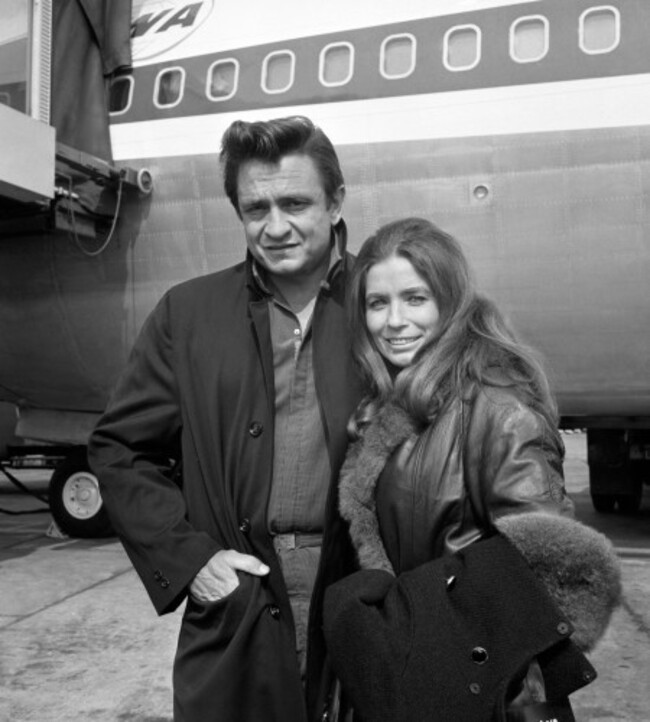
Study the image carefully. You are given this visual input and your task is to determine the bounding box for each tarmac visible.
[1,433,649,721]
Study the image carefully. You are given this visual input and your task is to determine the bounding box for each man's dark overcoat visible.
[88,250,361,722]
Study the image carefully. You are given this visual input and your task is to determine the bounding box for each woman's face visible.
[364,255,440,368]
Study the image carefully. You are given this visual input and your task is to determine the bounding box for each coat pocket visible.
[181,571,252,641]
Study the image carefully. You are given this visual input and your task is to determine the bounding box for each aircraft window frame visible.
[380,33,417,79]
[261,50,295,94]
[153,66,185,109]
[579,5,620,55]
[443,24,482,72]
[206,58,239,102]
[319,42,355,87]
[509,15,549,64]
[108,74,134,116]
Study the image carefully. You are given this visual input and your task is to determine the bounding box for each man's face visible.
[236,154,344,281]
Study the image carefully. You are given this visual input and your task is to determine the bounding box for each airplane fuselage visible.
[1,0,649,441]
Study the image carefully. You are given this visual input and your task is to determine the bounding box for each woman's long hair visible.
[348,217,559,435]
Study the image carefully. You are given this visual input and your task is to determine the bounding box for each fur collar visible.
[339,403,419,574]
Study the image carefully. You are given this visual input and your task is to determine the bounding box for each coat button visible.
[154,570,162,581]
[557,621,571,636]
[267,604,281,620]
[471,647,489,664]
[239,518,251,533]
[469,682,481,695]
[249,421,263,437]
[160,578,170,589]
[445,575,456,590]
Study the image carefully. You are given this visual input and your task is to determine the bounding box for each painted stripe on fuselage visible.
[131,0,544,64]
[117,0,649,126]
[110,74,650,160]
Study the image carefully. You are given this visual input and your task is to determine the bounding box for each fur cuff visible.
[496,512,622,651]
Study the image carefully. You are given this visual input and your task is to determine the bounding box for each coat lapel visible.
[247,298,276,416]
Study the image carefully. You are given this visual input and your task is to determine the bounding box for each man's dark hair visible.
[220,115,345,215]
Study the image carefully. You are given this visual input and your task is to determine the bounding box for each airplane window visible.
[207,59,239,101]
[262,50,295,94]
[510,16,549,63]
[319,42,354,87]
[380,34,416,79]
[154,67,185,108]
[580,6,620,54]
[443,25,481,71]
[108,75,133,115]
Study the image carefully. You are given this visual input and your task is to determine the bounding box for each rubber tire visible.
[617,486,642,514]
[591,494,616,514]
[49,449,114,538]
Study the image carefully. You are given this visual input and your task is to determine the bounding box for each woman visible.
[323,218,621,722]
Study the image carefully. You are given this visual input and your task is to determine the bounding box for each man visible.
[88,116,361,721]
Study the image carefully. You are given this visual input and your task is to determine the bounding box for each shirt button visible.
[239,518,251,533]
[249,421,263,437]
[267,604,281,620]
[293,328,301,336]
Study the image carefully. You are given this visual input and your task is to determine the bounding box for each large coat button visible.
[249,421,263,437]
[471,647,489,664]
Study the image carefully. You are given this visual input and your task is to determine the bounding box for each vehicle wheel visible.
[49,449,114,538]
[591,494,616,513]
[617,485,642,514]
